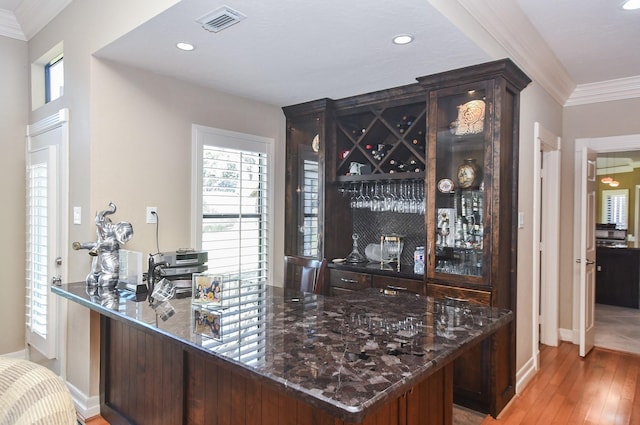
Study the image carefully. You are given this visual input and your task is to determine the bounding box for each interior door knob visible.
[575,258,595,265]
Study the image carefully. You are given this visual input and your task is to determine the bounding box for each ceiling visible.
[1,0,639,108]
[95,0,492,106]
[517,0,640,86]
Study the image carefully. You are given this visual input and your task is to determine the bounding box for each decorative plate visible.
[437,178,454,193]
[452,99,485,136]
[312,134,319,152]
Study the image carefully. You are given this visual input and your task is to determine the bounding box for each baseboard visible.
[1,349,27,359]
[559,327,577,343]
[515,352,538,393]
[67,381,100,421]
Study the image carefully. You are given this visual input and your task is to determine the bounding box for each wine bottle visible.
[396,115,415,134]
[412,130,425,148]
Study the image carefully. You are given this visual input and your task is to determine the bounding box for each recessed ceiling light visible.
[623,0,640,10]
[176,42,195,51]
[392,34,414,45]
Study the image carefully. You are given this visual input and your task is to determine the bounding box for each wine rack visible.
[335,101,426,180]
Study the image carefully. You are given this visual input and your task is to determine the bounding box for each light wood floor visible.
[84,417,109,425]
[83,342,640,425]
[481,342,640,425]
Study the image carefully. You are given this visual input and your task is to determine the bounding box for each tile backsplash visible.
[351,209,425,265]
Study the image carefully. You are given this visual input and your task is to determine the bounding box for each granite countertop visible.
[53,281,512,422]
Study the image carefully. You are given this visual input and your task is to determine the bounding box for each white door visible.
[26,109,69,368]
[534,123,561,351]
[579,147,597,357]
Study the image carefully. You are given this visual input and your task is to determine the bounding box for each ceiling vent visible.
[197,5,246,33]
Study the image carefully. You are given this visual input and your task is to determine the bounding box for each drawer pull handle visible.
[445,296,469,303]
[340,278,358,283]
[387,285,407,291]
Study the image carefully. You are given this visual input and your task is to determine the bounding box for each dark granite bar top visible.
[53,281,511,422]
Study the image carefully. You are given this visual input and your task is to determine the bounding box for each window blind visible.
[602,189,628,230]
[26,162,49,339]
[201,145,269,283]
[301,158,319,257]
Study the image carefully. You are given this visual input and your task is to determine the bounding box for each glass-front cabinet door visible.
[426,82,492,284]
[283,102,328,259]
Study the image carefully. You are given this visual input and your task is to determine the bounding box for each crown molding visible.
[0,8,26,40]
[565,75,640,107]
[456,0,575,106]
[14,0,70,40]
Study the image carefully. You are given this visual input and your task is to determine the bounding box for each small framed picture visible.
[192,273,223,306]
[192,307,222,340]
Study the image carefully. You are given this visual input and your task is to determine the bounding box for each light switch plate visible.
[73,206,81,225]
[518,212,524,229]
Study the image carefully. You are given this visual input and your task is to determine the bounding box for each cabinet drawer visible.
[329,269,371,291]
[372,275,425,295]
[427,283,491,306]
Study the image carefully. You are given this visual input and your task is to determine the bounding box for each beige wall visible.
[560,97,640,331]
[88,58,285,268]
[0,36,28,355]
[18,0,285,410]
[516,83,563,371]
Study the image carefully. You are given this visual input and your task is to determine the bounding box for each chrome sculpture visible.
[73,202,134,288]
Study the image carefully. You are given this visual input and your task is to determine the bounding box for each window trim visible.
[31,42,63,110]
[191,125,275,284]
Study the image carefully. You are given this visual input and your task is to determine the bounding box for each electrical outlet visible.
[146,207,158,224]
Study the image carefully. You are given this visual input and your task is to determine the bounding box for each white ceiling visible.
[1,0,639,107]
[0,0,20,9]
[94,0,496,106]
[517,0,640,86]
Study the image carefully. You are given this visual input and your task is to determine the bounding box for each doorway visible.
[574,134,640,356]
[534,123,561,363]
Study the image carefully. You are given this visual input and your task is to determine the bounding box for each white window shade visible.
[601,189,628,230]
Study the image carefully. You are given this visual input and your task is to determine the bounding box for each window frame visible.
[44,54,63,104]
[191,125,275,284]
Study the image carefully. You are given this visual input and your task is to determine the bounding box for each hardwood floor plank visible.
[481,343,640,425]
[535,392,566,424]
[549,398,576,425]
[629,364,640,425]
